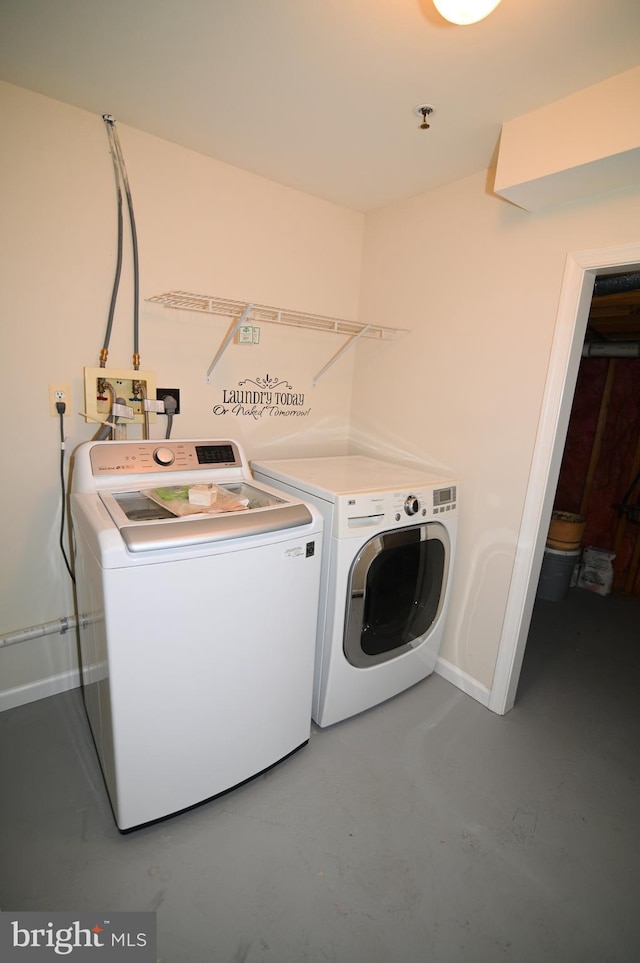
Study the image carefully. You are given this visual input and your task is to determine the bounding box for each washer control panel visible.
[88,440,242,476]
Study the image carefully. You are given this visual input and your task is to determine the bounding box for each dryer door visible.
[344,522,450,668]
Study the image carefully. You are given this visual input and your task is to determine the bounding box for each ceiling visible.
[1,0,639,212]
[588,274,640,344]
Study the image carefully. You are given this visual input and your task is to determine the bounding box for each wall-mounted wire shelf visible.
[146,290,408,384]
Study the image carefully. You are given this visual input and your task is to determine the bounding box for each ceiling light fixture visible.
[433,0,502,26]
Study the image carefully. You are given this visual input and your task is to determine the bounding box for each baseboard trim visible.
[2,660,491,716]
[0,668,81,713]
[435,657,492,709]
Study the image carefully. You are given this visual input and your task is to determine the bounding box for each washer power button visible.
[153,447,175,466]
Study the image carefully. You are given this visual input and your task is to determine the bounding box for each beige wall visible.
[3,76,640,714]
[0,82,364,707]
[354,173,640,694]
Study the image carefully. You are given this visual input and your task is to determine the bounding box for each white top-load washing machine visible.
[252,455,458,728]
[70,438,322,830]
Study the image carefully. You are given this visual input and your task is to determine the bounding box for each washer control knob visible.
[153,446,175,466]
[404,495,420,516]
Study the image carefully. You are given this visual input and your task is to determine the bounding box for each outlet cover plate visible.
[49,383,71,417]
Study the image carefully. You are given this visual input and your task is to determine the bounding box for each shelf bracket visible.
[312,324,371,386]
[205,303,253,382]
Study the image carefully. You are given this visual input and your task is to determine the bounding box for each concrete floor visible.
[1,587,639,962]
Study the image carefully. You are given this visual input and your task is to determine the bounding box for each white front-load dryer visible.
[252,455,458,728]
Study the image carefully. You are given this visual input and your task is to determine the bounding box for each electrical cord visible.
[163,395,178,439]
[56,402,75,584]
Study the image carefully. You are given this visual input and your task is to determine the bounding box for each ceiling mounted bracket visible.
[414,104,437,129]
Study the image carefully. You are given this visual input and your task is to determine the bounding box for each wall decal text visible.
[213,375,311,420]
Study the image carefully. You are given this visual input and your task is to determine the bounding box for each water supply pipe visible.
[1,616,77,649]
[582,342,640,358]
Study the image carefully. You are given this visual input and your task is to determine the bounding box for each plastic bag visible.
[144,485,247,517]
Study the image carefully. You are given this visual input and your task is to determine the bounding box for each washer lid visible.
[99,481,312,552]
[117,502,314,552]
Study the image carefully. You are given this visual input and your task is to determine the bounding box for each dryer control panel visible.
[432,485,457,514]
[336,485,457,538]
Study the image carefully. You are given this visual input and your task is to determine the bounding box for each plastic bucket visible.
[547,511,586,551]
[536,547,581,602]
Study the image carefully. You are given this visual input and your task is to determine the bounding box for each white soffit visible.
[495,148,640,212]
[494,67,640,212]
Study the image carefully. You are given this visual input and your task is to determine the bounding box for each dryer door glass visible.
[344,522,449,667]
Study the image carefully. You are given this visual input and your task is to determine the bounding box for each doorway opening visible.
[489,242,640,716]
[552,272,640,596]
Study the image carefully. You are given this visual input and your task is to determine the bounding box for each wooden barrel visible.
[547,511,586,551]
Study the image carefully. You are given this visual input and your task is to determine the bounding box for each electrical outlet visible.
[156,388,181,415]
[83,367,157,426]
[49,383,71,417]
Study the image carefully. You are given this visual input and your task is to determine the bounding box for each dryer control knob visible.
[404,495,420,516]
[154,446,175,466]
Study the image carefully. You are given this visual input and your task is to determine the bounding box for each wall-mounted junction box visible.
[83,367,157,426]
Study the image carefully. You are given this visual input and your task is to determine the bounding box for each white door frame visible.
[489,241,640,715]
